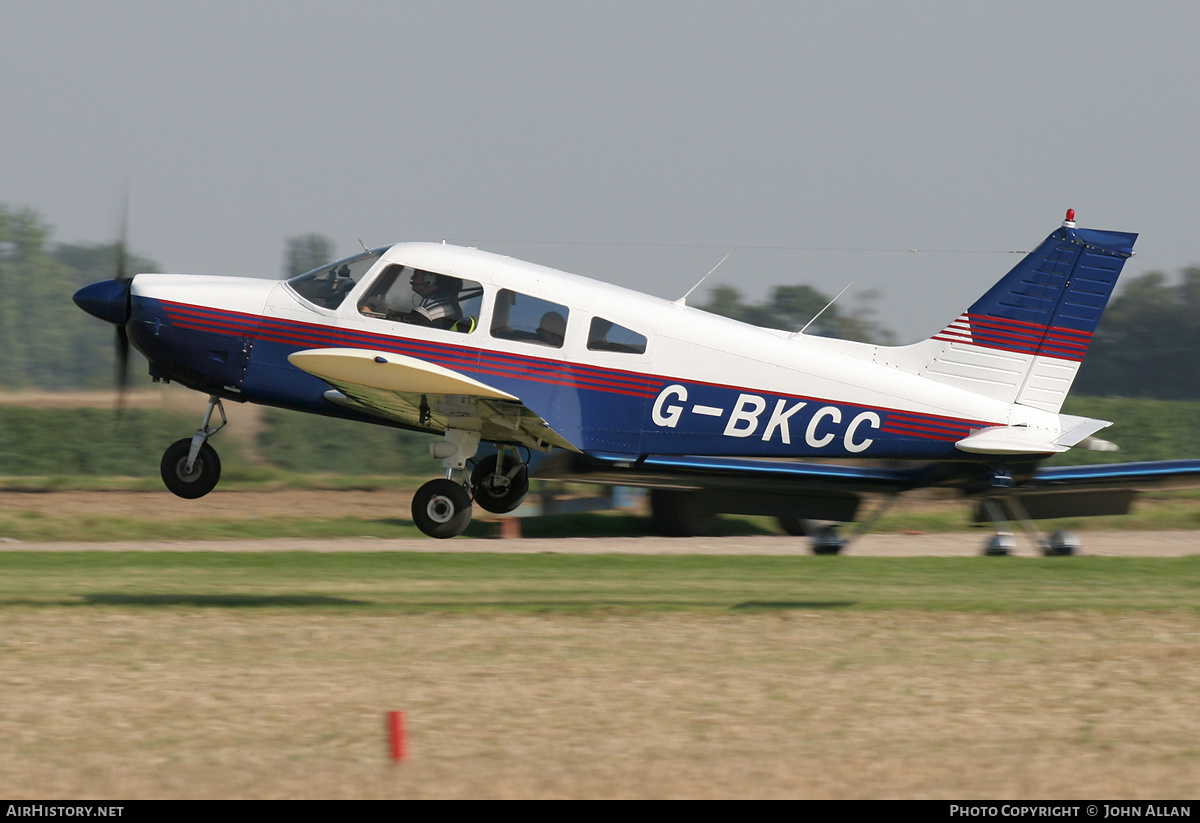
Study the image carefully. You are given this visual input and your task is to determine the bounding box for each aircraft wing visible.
[534,451,951,522]
[288,348,578,452]
[994,459,1200,519]
[537,451,1200,523]
[1028,460,1200,490]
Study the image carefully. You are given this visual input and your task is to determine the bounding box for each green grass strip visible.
[1,552,1197,613]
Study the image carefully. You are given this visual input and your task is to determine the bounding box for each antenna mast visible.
[794,282,853,337]
[674,249,736,306]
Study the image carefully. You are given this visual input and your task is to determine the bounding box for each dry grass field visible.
[1,392,1197,799]
[3,605,1199,799]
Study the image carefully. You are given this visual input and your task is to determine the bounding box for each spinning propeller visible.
[72,208,136,409]
[113,217,133,407]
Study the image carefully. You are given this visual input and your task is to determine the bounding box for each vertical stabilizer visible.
[887,212,1137,412]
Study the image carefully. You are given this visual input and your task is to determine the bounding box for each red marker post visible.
[388,710,407,762]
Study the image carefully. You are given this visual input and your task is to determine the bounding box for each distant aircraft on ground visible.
[73,210,1200,553]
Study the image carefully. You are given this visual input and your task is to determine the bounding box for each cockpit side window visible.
[587,317,647,354]
[358,264,483,333]
[286,250,382,310]
[490,289,569,348]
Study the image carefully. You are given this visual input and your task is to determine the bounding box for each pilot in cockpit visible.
[404,270,463,329]
[359,267,462,327]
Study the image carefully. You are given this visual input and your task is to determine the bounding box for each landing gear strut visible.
[161,395,226,499]
[801,494,897,555]
[412,428,502,540]
[980,487,1078,557]
[412,436,535,538]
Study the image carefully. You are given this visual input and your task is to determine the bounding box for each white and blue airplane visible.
[74,210,1200,552]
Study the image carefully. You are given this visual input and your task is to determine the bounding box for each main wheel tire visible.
[412,479,473,539]
[1044,530,1079,557]
[984,534,1016,556]
[471,454,530,514]
[160,438,221,499]
[810,525,845,555]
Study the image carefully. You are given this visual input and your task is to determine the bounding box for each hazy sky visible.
[5,0,1200,340]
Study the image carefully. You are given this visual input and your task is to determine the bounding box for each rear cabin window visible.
[357,264,483,333]
[490,289,569,348]
[587,317,647,354]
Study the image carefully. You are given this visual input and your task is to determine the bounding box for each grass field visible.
[3,551,1200,612]
[2,551,1199,798]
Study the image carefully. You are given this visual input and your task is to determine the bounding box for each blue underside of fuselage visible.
[128,296,1005,462]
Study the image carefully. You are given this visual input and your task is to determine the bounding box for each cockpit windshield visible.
[285,248,385,310]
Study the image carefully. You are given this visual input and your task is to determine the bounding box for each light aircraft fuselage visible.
[74,214,1200,547]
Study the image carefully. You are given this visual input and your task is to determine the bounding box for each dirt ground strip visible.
[1,488,1199,555]
[0,488,405,522]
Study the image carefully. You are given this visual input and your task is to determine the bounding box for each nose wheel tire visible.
[160,438,222,499]
[470,454,530,514]
[412,479,473,538]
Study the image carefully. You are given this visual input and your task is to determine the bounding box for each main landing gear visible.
[798,493,900,555]
[161,395,226,499]
[412,435,530,539]
[979,474,1079,557]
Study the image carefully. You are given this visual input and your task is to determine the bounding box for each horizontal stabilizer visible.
[1078,437,1119,452]
[1052,415,1113,448]
[956,413,1111,455]
[955,426,1068,455]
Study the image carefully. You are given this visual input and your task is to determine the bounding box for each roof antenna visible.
[358,239,370,253]
[792,282,853,338]
[674,249,735,307]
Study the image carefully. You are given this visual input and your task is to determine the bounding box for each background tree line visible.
[2,203,1198,400]
[0,207,330,389]
[0,206,158,388]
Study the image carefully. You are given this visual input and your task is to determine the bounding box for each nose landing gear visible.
[161,395,226,499]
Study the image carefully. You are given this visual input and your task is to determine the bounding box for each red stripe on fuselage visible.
[157,300,1002,441]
